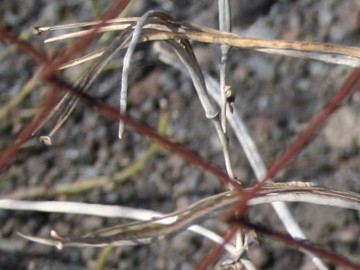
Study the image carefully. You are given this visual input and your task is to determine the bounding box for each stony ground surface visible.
[0,0,360,269]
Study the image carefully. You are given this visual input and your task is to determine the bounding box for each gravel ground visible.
[0,0,360,269]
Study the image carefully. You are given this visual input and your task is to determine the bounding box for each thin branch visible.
[10,200,236,253]
[1,111,169,199]
[238,218,360,270]
[118,11,159,138]
[218,0,231,133]
[46,76,242,190]
[39,16,360,67]
[13,182,360,248]
[265,68,360,181]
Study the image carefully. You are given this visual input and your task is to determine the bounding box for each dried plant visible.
[1,1,360,269]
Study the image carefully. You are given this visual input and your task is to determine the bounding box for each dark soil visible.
[0,1,359,269]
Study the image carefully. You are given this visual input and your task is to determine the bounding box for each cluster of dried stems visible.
[1,0,360,269]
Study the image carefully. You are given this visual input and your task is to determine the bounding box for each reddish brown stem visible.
[195,225,238,270]
[266,68,360,181]
[40,0,131,80]
[45,76,241,190]
[200,67,360,269]
[237,67,360,219]
[0,24,242,190]
[0,0,130,172]
[1,5,360,269]
[0,86,59,172]
[0,27,49,64]
[239,218,360,270]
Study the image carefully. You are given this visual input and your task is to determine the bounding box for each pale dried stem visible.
[14,183,360,248]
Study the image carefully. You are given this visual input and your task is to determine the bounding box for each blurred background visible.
[0,1,359,269]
